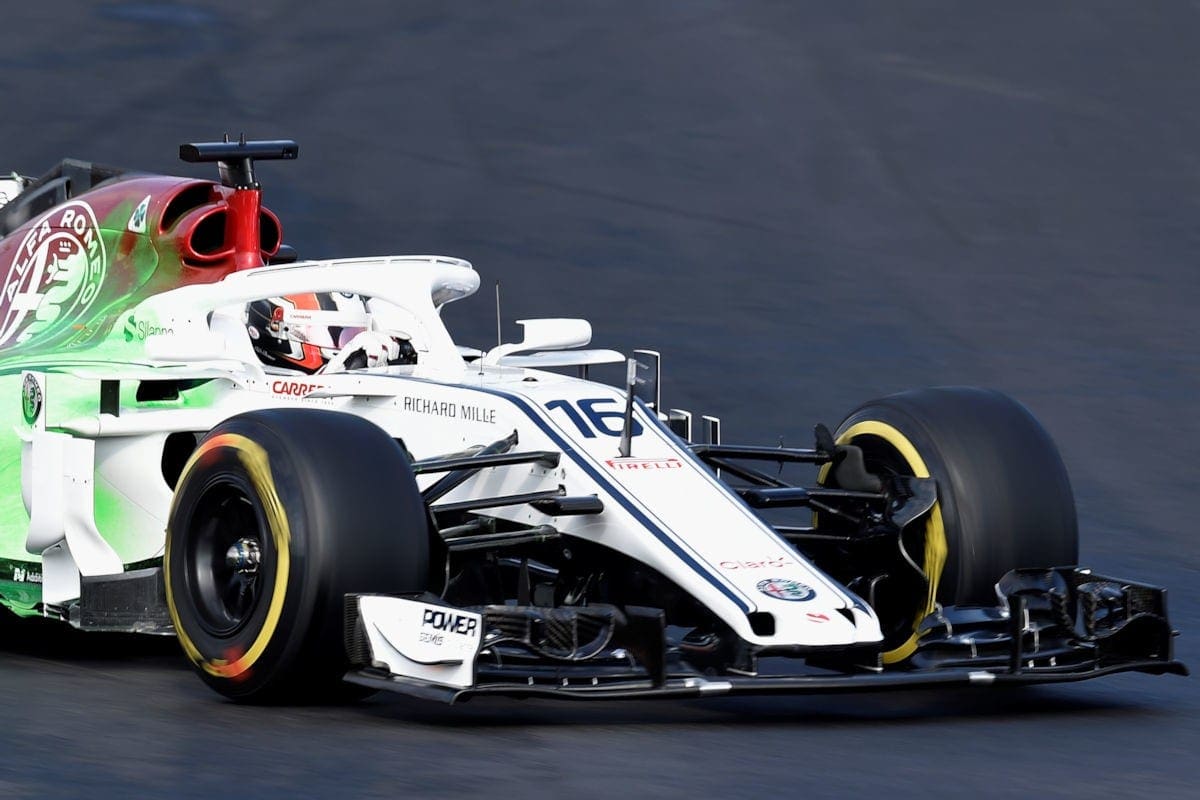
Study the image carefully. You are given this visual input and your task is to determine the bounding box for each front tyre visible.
[165,409,430,702]
[826,387,1078,663]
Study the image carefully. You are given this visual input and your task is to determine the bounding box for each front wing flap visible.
[343,568,1186,704]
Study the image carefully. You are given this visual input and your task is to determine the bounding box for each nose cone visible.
[749,589,882,647]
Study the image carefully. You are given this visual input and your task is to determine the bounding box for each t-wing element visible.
[179,137,299,271]
[482,318,592,365]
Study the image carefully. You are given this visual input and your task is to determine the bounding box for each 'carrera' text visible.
[272,380,325,396]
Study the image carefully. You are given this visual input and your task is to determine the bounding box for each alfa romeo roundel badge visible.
[0,201,107,348]
[22,373,42,425]
[756,578,816,602]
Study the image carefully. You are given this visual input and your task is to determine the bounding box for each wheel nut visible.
[225,538,261,574]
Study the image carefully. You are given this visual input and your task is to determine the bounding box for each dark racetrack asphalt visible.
[2,2,1197,797]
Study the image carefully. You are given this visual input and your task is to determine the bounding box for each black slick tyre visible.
[826,387,1078,663]
[165,408,430,702]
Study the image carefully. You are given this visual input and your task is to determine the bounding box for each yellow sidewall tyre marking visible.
[164,432,292,680]
[820,420,949,665]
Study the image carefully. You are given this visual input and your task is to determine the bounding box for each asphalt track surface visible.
[1,2,1197,797]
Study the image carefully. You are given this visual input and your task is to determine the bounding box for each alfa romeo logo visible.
[756,578,816,602]
[21,374,42,425]
[0,201,107,347]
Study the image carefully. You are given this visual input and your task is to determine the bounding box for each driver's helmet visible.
[246,292,416,374]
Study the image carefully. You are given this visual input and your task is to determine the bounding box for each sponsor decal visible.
[127,194,151,234]
[719,555,795,570]
[756,578,816,602]
[271,379,326,397]
[806,612,830,623]
[403,395,496,423]
[123,315,175,341]
[359,596,482,687]
[11,566,43,584]
[21,373,42,425]
[419,608,479,645]
[0,201,107,346]
[604,457,683,471]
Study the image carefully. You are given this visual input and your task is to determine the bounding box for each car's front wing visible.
[342,567,1187,704]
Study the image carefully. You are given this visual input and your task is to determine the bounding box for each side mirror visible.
[483,318,591,365]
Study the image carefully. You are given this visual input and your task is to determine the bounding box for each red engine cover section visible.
[0,174,281,360]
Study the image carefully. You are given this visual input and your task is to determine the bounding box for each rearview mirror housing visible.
[483,318,592,364]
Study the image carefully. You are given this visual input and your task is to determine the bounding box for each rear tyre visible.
[165,408,430,702]
[826,387,1077,663]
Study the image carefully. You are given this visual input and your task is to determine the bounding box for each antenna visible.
[618,357,637,458]
[495,280,502,349]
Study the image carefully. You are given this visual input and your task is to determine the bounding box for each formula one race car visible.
[0,140,1186,703]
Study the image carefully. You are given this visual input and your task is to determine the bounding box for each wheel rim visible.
[184,480,269,638]
[819,423,950,663]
